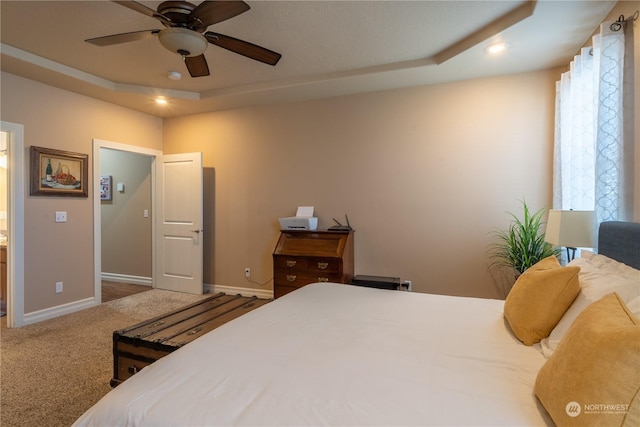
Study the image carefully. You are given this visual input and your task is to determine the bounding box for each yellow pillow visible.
[534,293,640,427]
[503,256,580,345]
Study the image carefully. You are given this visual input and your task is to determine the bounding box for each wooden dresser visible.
[272,230,354,298]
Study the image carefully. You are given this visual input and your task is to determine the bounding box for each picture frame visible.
[30,146,89,197]
[100,175,112,200]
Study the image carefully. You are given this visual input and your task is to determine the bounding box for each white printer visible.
[279,206,318,230]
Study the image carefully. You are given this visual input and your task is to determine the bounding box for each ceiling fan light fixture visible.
[167,71,182,80]
[158,28,207,57]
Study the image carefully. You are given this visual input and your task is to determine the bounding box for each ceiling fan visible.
[85,0,281,78]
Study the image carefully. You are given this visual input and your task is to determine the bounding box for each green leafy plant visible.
[489,200,560,275]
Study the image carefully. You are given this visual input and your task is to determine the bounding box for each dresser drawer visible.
[273,274,344,298]
[273,256,308,270]
[274,271,343,287]
[306,257,341,273]
[274,256,340,273]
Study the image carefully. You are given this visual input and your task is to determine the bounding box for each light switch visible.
[117,182,125,192]
[143,209,149,218]
[55,211,67,223]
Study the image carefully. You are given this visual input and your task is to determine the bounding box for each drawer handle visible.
[317,262,329,269]
[286,260,297,267]
[187,327,202,336]
[318,277,329,282]
[286,275,297,282]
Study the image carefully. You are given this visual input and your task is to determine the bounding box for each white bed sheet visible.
[73,283,552,426]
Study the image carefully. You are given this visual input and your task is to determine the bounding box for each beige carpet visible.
[0,290,209,427]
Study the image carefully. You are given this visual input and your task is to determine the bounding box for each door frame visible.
[92,139,161,303]
[1,121,25,327]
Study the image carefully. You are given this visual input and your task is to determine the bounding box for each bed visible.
[73,221,640,427]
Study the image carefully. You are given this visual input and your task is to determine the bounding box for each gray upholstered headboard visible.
[598,221,640,270]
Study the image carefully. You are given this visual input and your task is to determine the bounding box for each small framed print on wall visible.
[100,175,112,200]
[30,146,89,197]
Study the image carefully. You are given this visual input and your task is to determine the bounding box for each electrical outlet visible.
[401,280,412,291]
[55,281,63,293]
[244,268,251,278]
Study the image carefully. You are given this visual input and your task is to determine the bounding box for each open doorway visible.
[93,139,204,302]
[93,139,162,304]
[0,122,25,328]
[100,147,153,302]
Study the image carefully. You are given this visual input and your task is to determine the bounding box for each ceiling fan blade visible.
[184,54,211,77]
[205,32,281,66]
[112,0,171,25]
[85,30,160,47]
[189,0,250,31]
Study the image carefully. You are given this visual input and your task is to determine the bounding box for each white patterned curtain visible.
[553,17,635,238]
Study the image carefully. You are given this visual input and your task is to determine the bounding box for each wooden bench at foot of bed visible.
[111,292,270,387]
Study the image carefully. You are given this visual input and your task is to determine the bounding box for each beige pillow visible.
[540,252,640,357]
[503,256,580,345]
[534,293,640,427]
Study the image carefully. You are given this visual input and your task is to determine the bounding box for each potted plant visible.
[489,200,560,279]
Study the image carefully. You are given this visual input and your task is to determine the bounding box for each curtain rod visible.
[587,11,637,56]
[610,10,639,32]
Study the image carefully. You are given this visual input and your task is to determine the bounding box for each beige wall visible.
[164,69,561,299]
[100,149,152,279]
[0,72,162,313]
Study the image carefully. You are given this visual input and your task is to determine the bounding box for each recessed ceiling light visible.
[486,42,508,55]
[155,97,168,105]
[168,71,182,80]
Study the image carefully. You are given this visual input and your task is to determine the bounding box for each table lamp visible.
[545,210,594,262]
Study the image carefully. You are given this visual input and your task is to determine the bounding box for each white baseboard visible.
[101,273,152,286]
[206,283,273,300]
[22,282,271,326]
[23,297,96,326]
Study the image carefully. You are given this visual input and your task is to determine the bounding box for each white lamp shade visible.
[158,28,208,57]
[545,210,595,248]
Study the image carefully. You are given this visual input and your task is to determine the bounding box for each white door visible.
[155,152,204,294]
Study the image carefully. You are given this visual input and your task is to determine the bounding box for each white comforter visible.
[73,283,552,426]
